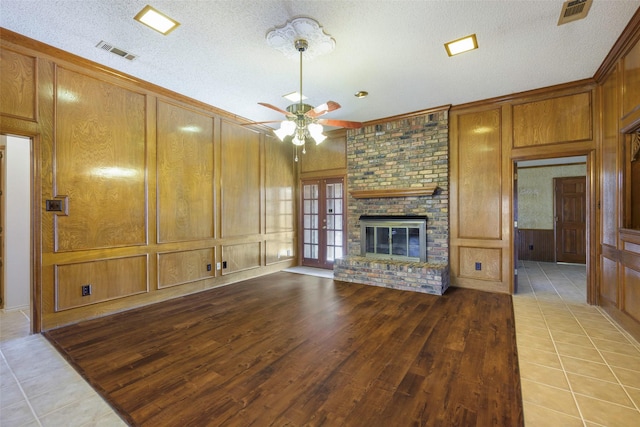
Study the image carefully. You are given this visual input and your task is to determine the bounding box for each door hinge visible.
[514,269,518,276]
[514,220,518,228]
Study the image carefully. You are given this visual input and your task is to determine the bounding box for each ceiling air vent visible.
[95,41,138,61]
[557,0,592,26]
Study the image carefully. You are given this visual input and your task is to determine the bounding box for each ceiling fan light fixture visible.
[292,134,305,146]
[134,5,180,35]
[444,34,478,56]
[308,123,326,144]
[275,120,296,140]
[354,91,369,98]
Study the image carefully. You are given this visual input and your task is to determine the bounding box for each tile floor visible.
[1,262,639,426]
[0,310,126,426]
[516,261,640,426]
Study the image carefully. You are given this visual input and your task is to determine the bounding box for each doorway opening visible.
[515,154,592,303]
[1,135,32,315]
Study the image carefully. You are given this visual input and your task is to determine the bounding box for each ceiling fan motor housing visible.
[287,103,314,115]
[294,39,308,52]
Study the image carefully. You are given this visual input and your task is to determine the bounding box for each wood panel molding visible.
[0,47,37,121]
[55,255,148,311]
[156,100,215,243]
[512,92,592,147]
[54,67,147,251]
[350,185,438,199]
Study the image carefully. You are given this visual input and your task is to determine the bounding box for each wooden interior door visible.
[554,176,586,264]
[301,177,345,269]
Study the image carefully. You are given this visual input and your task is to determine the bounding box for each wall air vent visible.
[557,0,592,26]
[95,41,138,61]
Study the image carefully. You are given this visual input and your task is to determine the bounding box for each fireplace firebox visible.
[359,215,427,262]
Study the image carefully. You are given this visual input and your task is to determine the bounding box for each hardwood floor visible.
[44,272,523,426]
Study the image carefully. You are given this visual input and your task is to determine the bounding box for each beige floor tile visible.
[610,365,640,388]
[580,319,621,332]
[520,378,581,418]
[0,358,14,390]
[39,393,120,427]
[517,346,563,369]
[560,355,618,383]
[567,372,634,407]
[575,394,640,426]
[0,378,26,409]
[591,338,640,357]
[0,399,38,426]
[626,386,640,409]
[20,363,84,399]
[523,402,583,427]
[555,342,604,363]
[550,330,594,348]
[514,323,551,338]
[517,333,556,352]
[586,329,635,345]
[519,360,569,389]
[30,376,96,417]
[601,350,640,369]
[546,321,584,334]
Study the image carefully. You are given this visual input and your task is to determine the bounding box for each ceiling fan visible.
[247,38,363,161]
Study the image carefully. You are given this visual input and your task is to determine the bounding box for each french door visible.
[301,177,345,269]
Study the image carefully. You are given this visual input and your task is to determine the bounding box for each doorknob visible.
[322,226,327,229]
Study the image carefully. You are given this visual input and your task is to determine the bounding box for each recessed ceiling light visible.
[283,92,307,102]
[134,5,180,35]
[354,91,369,98]
[444,34,478,56]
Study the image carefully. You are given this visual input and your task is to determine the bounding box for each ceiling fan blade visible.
[258,102,293,117]
[317,118,363,129]
[306,101,341,118]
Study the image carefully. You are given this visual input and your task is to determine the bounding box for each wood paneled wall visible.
[597,11,640,339]
[0,29,296,330]
[450,85,596,294]
[517,229,555,262]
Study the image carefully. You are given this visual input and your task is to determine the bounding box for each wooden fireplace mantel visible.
[350,184,438,199]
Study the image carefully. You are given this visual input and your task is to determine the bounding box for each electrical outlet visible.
[81,284,92,296]
[46,199,63,212]
[529,244,534,250]
[207,264,212,271]
[222,261,227,269]
[475,262,482,271]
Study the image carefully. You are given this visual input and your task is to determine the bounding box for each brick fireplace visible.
[333,109,450,295]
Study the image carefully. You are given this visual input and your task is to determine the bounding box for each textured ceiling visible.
[1,0,639,127]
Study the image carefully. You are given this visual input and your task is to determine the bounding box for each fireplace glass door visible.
[360,216,427,262]
[301,178,345,269]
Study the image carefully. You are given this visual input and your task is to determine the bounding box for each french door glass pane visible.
[335,246,343,259]
[326,246,335,261]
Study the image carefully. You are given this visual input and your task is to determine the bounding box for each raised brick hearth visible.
[334,256,449,295]
[334,109,450,294]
